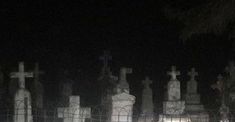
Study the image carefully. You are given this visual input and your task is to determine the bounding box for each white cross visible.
[10,62,33,89]
[188,68,198,81]
[142,76,152,88]
[167,66,180,80]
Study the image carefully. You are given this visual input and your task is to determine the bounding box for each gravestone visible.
[111,67,136,122]
[98,51,118,122]
[116,67,132,94]
[138,77,154,122]
[159,66,190,122]
[185,68,209,122]
[59,70,73,106]
[58,96,80,122]
[32,63,44,109]
[58,96,91,122]
[225,61,235,101]
[98,51,118,102]
[212,75,230,122]
[11,62,34,122]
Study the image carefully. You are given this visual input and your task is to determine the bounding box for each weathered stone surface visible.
[111,92,135,122]
[11,62,34,122]
[185,94,200,104]
[14,89,33,122]
[163,101,185,115]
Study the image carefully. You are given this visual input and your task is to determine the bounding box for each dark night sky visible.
[0,1,233,109]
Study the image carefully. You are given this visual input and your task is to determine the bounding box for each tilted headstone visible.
[11,62,34,122]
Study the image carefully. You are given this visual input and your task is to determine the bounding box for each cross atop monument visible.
[167,66,180,81]
[99,51,112,68]
[211,74,224,92]
[34,63,44,82]
[188,68,198,81]
[10,62,33,89]
[120,67,132,82]
[142,76,152,88]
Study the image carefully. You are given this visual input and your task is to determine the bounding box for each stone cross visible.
[10,62,33,89]
[34,63,44,82]
[99,51,112,68]
[167,66,180,81]
[120,67,132,81]
[188,68,198,81]
[211,74,224,92]
[142,76,152,88]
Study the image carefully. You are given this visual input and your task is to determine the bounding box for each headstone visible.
[11,62,34,122]
[98,51,118,103]
[138,77,154,122]
[98,51,118,122]
[111,67,135,122]
[185,68,209,122]
[111,92,136,122]
[59,70,73,106]
[116,67,132,94]
[159,66,190,122]
[186,68,200,105]
[58,96,91,122]
[32,63,44,108]
[58,96,80,122]
[166,66,181,101]
[225,61,235,101]
[141,77,154,114]
[212,75,230,122]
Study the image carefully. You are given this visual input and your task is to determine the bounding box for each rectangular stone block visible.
[163,101,185,115]
[186,94,200,104]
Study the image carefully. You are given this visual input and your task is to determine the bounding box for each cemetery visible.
[0,50,233,122]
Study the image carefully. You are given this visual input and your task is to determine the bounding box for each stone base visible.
[188,112,209,122]
[163,101,185,115]
[158,114,191,122]
[138,114,154,122]
[185,94,200,104]
[185,104,205,112]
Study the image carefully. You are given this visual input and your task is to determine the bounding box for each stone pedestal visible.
[14,89,33,122]
[111,92,135,122]
[163,101,185,115]
[159,115,191,122]
[158,66,191,122]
